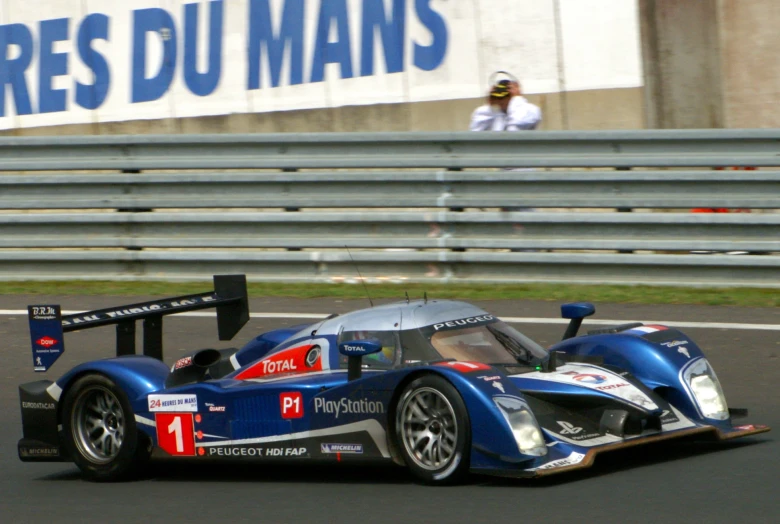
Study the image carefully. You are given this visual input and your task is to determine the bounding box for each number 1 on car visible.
[155,413,196,456]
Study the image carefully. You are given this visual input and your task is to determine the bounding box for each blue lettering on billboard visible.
[0,23,35,116]
[76,14,111,110]
[0,0,449,117]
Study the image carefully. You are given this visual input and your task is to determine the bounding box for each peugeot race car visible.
[18,275,769,483]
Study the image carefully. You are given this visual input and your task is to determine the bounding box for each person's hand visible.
[509,81,521,97]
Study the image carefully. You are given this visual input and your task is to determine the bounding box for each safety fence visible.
[0,131,778,287]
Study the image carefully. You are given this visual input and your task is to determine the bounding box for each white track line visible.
[0,310,777,331]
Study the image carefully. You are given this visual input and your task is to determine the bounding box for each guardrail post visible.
[616,167,634,254]
[282,168,302,250]
[119,168,149,251]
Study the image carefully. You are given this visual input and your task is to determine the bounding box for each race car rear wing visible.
[28,274,249,372]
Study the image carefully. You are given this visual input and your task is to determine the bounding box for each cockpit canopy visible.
[338,313,549,370]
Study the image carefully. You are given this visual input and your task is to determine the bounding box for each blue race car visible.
[18,275,769,483]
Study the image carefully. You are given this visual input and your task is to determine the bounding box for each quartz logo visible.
[314,398,384,418]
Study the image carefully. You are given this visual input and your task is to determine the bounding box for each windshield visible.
[416,320,548,367]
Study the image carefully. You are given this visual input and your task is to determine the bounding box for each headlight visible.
[493,396,547,457]
[684,359,729,420]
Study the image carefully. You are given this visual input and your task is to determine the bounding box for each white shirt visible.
[469,96,542,132]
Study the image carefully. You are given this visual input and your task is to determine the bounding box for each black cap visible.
[490,83,511,99]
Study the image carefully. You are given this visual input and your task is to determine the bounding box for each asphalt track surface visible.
[1,295,778,524]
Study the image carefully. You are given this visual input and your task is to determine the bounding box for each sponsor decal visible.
[678,347,691,359]
[29,306,58,319]
[22,401,55,410]
[556,421,583,435]
[436,361,492,373]
[235,343,324,380]
[28,304,65,372]
[19,446,60,458]
[478,375,502,382]
[148,394,198,412]
[155,413,196,456]
[433,315,495,331]
[492,381,505,393]
[595,383,629,391]
[261,358,297,374]
[60,297,218,327]
[518,364,659,411]
[205,403,226,413]
[661,340,687,348]
[531,452,587,471]
[314,398,384,418]
[734,425,760,431]
[626,325,669,336]
[173,356,193,370]
[280,392,304,419]
[208,447,307,457]
[571,373,607,385]
[36,336,58,348]
[660,409,680,424]
[321,443,364,454]
[341,345,364,353]
[554,421,601,441]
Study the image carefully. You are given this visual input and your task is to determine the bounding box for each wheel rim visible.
[399,387,458,471]
[72,386,125,464]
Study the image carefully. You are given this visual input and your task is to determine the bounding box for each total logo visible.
[572,374,607,385]
[260,358,298,374]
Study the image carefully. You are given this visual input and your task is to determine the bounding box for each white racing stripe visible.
[0,309,776,331]
[195,419,390,458]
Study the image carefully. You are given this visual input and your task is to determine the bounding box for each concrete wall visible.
[640,0,780,129]
[639,0,724,128]
[0,86,645,136]
[719,0,780,128]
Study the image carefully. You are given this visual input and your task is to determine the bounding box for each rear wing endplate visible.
[28,275,249,372]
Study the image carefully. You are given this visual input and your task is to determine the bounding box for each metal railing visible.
[0,131,777,287]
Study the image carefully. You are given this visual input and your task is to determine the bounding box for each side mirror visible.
[560,302,596,341]
[561,302,595,320]
[339,339,383,381]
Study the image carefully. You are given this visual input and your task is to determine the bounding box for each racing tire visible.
[394,375,471,485]
[61,374,151,482]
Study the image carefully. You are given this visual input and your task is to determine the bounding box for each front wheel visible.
[61,374,151,481]
[394,375,471,485]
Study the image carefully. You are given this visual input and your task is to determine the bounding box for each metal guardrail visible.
[0,171,778,209]
[0,131,777,287]
[1,130,780,169]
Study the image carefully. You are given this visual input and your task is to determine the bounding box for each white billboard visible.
[0,0,642,130]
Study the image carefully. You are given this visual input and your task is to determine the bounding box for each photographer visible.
[469,79,542,132]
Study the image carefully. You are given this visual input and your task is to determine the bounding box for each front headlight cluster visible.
[493,395,547,457]
[684,359,729,420]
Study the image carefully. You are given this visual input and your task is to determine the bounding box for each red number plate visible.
[155,413,196,456]
[280,392,304,419]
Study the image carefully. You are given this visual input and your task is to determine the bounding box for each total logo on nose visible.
[572,374,607,385]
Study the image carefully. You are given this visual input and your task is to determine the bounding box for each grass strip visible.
[0,281,776,308]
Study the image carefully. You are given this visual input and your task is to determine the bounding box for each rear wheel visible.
[62,374,151,481]
[394,375,470,484]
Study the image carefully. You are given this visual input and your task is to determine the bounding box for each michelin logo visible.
[321,444,363,454]
[314,398,384,418]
